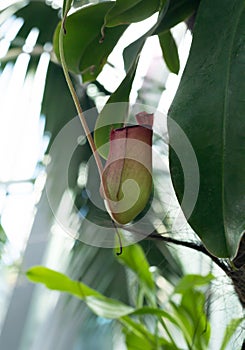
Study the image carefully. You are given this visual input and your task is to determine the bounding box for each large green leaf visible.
[53,2,127,81]
[104,0,160,27]
[26,266,100,298]
[168,0,245,258]
[26,266,134,318]
[154,0,200,34]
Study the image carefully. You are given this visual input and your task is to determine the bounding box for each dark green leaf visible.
[158,30,180,74]
[154,0,200,34]
[123,28,150,73]
[117,244,155,291]
[94,57,138,158]
[174,273,214,293]
[94,1,170,157]
[15,2,59,46]
[168,0,245,258]
[53,2,127,81]
[104,0,160,27]
[42,62,78,146]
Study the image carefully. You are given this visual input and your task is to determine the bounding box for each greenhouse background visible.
[0,1,244,349]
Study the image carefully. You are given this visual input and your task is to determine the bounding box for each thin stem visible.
[148,232,229,273]
[112,220,123,255]
[58,17,123,247]
[58,22,104,179]
[120,225,229,274]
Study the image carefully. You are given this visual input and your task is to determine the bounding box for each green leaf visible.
[15,1,59,46]
[93,57,138,158]
[158,30,180,74]
[122,310,183,349]
[123,34,146,73]
[220,317,244,350]
[86,295,134,319]
[94,1,170,158]
[125,332,155,350]
[168,0,245,258]
[171,290,210,349]
[0,225,7,259]
[0,225,7,244]
[104,0,160,27]
[26,266,99,298]
[122,316,158,347]
[154,0,200,34]
[117,244,155,291]
[174,273,214,293]
[53,2,127,81]
[125,331,176,350]
[131,307,179,327]
[26,266,134,319]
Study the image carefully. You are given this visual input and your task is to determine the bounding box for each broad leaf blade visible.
[53,2,127,81]
[26,266,99,298]
[27,266,134,318]
[158,30,180,74]
[168,0,245,258]
[154,0,200,34]
[104,0,160,27]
